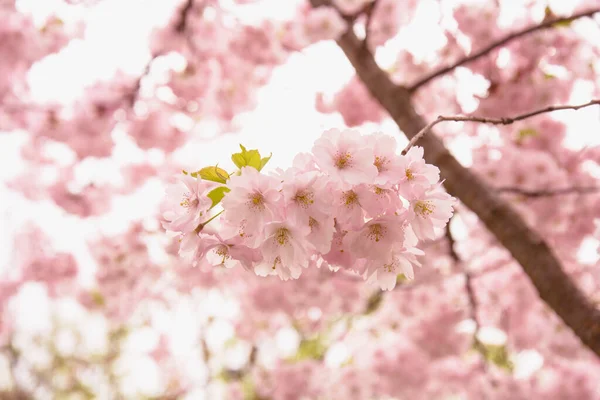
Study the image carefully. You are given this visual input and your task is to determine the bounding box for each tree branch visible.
[401,99,600,155]
[363,0,379,48]
[408,8,600,92]
[447,219,489,368]
[496,186,600,197]
[176,0,195,33]
[128,0,201,106]
[310,0,600,357]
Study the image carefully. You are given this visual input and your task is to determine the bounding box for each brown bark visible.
[312,1,600,356]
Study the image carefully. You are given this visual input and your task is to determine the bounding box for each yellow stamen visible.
[274,228,290,246]
[367,224,387,242]
[343,191,359,207]
[272,256,281,270]
[374,156,388,172]
[334,152,352,169]
[247,192,266,211]
[414,200,435,217]
[294,190,314,209]
[373,186,385,195]
[215,245,230,265]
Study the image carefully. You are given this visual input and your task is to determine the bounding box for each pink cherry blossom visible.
[307,214,336,254]
[281,169,332,226]
[365,246,425,290]
[162,174,214,233]
[333,188,366,230]
[254,221,312,280]
[301,6,348,45]
[407,184,456,241]
[354,184,403,218]
[367,133,405,187]
[191,230,262,271]
[221,166,283,245]
[397,146,441,197]
[312,128,378,189]
[344,215,408,261]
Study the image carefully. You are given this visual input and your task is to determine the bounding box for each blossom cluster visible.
[162,129,455,290]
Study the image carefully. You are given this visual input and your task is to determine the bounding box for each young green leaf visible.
[207,186,231,208]
[232,144,262,170]
[258,153,272,171]
[193,166,230,184]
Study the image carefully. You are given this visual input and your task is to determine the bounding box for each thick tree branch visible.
[496,186,600,197]
[310,0,600,357]
[402,99,600,155]
[408,8,600,92]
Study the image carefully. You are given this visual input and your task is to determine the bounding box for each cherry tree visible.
[1,0,600,398]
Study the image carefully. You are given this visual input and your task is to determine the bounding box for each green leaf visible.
[474,342,514,372]
[207,186,231,208]
[291,336,328,362]
[553,19,573,28]
[516,128,538,142]
[364,291,383,314]
[258,153,272,171]
[232,144,262,170]
[242,375,259,400]
[193,166,230,183]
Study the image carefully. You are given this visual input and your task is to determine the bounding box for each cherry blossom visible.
[221,166,283,245]
[2,1,600,398]
[312,128,378,188]
[407,184,456,241]
[162,174,214,233]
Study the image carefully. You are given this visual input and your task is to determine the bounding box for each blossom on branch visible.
[162,129,456,291]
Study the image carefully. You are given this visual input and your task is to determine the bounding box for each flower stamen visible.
[374,156,388,172]
[294,190,314,208]
[274,228,290,246]
[334,151,353,169]
[247,192,266,212]
[367,223,386,242]
[414,200,435,217]
[343,190,359,207]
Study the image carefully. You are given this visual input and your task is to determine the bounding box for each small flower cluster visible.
[162,129,455,290]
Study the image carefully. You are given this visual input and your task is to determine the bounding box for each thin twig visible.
[176,0,195,32]
[129,0,199,106]
[464,268,489,367]
[408,8,600,92]
[445,222,459,262]
[401,99,600,155]
[363,0,379,48]
[127,56,159,107]
[447,218,488,369]
[496,186,600,197]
